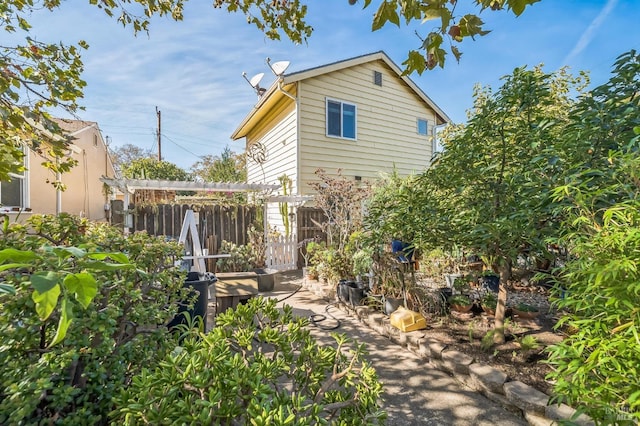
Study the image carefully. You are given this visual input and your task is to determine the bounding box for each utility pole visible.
[156,106,162,161]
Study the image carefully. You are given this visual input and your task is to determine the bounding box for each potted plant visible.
[449,294,473,313]
[298,238,320,277]
[481,292,497,316]
[352,246,374,287]
[512,302,540,319]
[453,276,471,295]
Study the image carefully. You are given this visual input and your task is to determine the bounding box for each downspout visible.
[56,162,62,215]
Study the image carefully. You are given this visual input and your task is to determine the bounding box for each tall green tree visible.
[109,143,154,175]
[190,146,246,183]
[122,157,190,181]
[411,65,585,342]
[545,50,640,423]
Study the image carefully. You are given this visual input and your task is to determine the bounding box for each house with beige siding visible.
[231,51,449,243]
[1,119,117,221]
[232,51,449,195]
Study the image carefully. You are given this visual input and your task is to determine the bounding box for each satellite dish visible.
[242,71,266,97]
[266,57,290,76]
[249,72,264,88]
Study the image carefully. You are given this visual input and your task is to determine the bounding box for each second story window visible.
[327,99,357,140]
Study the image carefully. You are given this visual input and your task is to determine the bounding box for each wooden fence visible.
[110,201,327,270]
[110,201,257,250]
[296,207,327,268]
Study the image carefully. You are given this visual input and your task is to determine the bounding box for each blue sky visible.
[29,0,640,170]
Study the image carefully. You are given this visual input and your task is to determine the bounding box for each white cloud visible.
[561,0,618,67]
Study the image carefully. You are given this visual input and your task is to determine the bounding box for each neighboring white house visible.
[231,51,450,239]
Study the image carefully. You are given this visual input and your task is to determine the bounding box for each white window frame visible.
[326,98,357,140]
[0,148,29,210]
[417,118,429,136]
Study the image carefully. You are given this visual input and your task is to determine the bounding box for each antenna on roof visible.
[266,57,290,77]
[242,71,266,97]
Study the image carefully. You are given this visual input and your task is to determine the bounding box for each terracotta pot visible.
[482,305,496,316]
[450,303,473,313]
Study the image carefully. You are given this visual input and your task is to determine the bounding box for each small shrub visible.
[113,297,386,424]
[216,240,256,272]
[448,294,471,306]
[0,214,186,424]
[516,335,540,352]
[481,292,497,310]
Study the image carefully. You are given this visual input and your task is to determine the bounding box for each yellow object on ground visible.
[390,306,427,332]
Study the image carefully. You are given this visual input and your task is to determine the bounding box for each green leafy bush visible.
[0,214,187,424]
[545,50,640,423]
[113,297,385,425]
[216,240,257,272]
[448,294,471,306]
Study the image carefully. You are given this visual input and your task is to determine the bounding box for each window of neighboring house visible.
[327,99,357,140]
[1,173,26,208]
[417,118,428,136]
[0,145,27,209]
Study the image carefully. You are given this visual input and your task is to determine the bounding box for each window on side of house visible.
[1,146,28,209]
[417,118,428,136]
[1,177,24,208]
[327,99,357,140]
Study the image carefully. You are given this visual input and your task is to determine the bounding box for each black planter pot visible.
[337,280,357,303]
[479,275,500,293]
[348,286,366,307]
[168,273,215,332]
[440,287,453,301]
[253,268,278,292]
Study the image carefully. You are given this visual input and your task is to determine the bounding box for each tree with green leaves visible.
[122,157,190,181]
[0,0,309,187]
[109,143,154,175]
[364,0,541,73]
[545,50,640,423]
[190,146,246,183]
[367,65,585,342]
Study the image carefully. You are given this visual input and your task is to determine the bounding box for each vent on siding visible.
[373,71,382,86]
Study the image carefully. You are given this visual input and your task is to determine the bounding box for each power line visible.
[161,133,206,160]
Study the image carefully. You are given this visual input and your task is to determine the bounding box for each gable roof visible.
[231,51,450,140]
